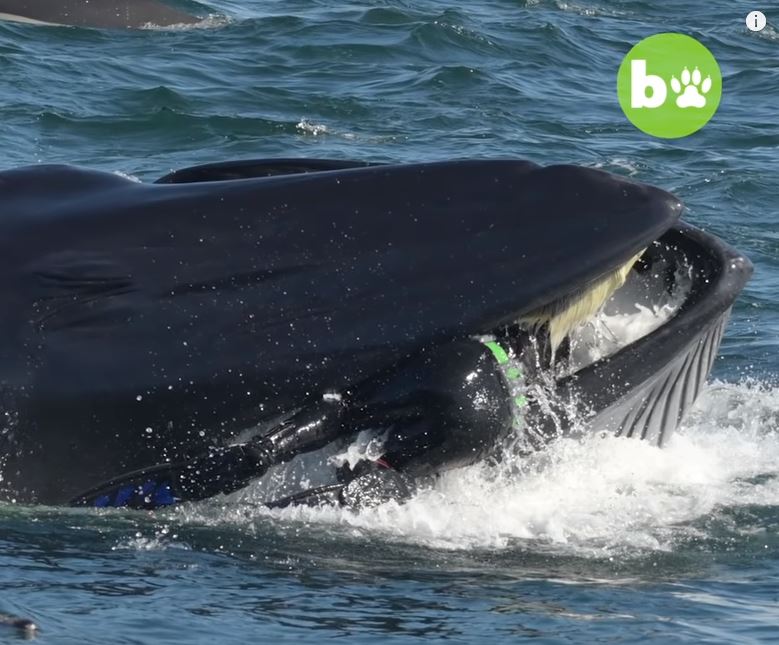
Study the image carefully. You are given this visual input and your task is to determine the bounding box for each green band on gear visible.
[483,340,509,365]
[481,338,527,422]
[506,366,522,380]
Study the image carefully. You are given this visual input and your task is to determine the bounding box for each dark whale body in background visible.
[0,0,199,28]
[0,160,681,503]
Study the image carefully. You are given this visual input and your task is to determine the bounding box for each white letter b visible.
[631,59,666,108]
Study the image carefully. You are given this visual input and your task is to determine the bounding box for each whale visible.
[0,159,750,506]
[0,0,199,29]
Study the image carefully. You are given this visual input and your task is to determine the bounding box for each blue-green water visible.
[1,1,778,642]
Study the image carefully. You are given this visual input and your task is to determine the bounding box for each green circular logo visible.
[617,33,722,138]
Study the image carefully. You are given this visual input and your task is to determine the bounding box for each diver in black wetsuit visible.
[257,327,556,510]
[72,332,535,510]
[260,336,523,509]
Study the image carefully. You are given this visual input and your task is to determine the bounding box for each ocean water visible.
[1,1,778,642]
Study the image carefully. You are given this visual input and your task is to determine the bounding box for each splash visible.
[184,380,779,556]
[565,254,693,372]
[112,526,190,551]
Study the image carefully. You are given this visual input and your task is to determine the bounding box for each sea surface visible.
[1,1,778,642]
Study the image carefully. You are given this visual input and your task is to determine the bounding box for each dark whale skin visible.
[0,0,198,28]
[0,160,681,503]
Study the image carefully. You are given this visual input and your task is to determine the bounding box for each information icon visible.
[746,11,767,32]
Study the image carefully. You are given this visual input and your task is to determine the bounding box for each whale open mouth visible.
[514,222,752,449]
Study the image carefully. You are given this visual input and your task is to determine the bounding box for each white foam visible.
[294,119,361,141]
[140,14,231,31]
[296,119,329,136]
[551,2,627,19]
[190,380,779,556]
[112,526,190,551]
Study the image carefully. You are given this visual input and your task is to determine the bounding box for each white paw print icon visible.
[670,67,712,108]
